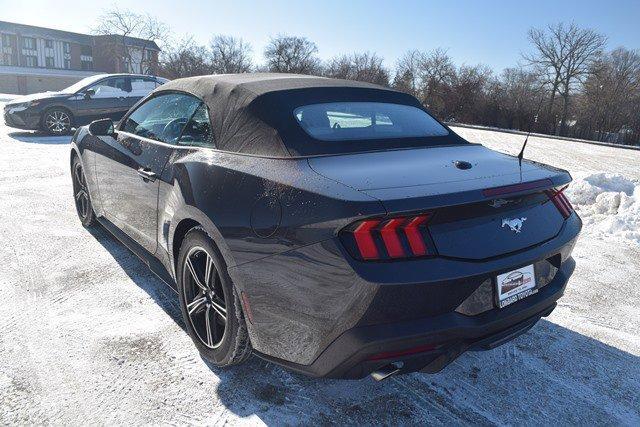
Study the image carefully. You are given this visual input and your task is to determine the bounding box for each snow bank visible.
[567,172,640,244]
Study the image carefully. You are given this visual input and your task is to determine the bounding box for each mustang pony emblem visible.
[502,217,527,233]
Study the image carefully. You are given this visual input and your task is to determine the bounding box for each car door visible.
[74,76,131,125]
[95,92,202,253]
[123,77,159,111]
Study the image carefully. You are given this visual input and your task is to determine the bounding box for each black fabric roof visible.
[157,73,442,157]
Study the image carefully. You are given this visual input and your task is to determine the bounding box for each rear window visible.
[293,102,448,142]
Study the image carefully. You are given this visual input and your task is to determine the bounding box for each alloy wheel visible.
[45,110,71,134]
[182,247,227,349]
[73,163,90,220]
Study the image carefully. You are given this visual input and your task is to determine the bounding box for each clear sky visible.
[1,0,638,73]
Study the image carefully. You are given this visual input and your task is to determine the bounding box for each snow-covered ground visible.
[0,115,638,425]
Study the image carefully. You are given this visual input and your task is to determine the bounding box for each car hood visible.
[307,144,571,212]
[7,91,73,105]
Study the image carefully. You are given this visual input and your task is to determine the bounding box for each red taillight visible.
[353,220,380,260]
[341,214,434,261]
[404,215,429,256]
[545,187,574,218]
[379,218,405,258]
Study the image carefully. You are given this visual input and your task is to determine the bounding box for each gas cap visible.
[454,160,473,170]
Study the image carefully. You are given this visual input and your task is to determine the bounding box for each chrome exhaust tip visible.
[370,361,403,381]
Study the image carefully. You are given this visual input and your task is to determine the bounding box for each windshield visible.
[294,102,449,142]
[63,75,110,93]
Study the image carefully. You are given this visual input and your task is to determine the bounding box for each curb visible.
[447,122,640,151]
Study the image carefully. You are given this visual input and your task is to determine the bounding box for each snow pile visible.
[567,172,640,244]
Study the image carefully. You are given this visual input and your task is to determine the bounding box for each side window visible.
[129,77,157,98]
[89,77,129,98]
[178,103,214,147]
[122,93,201,143]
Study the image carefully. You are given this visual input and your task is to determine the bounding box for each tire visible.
[42,108,73,135]
[71,156,96,227]
[177,226,252,366]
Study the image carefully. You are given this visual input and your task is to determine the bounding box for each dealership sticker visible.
[496,264,537,308]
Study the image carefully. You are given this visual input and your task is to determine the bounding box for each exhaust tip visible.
[370,361,404,381]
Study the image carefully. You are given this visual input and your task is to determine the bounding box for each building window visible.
[80,45,92,56]
[45,56,55,68]
[1,33,12,46]
[63,42,71,69]
[22,37,36,49]
[45,39,53,49]
[81,56,93,70]
[24,55,38,67]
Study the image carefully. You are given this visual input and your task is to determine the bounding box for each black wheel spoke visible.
[182,247,227,348]
[210,299,227,322]
[73,163,91,221]
[187,295,207,315]
[185,257,207,291]
[205,305,214,347]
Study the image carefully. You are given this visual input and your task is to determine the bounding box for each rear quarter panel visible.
[156,149,387,364]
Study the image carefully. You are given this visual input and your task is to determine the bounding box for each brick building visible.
[0,21,160,94]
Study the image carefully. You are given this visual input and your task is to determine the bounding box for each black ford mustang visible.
[70,73,581,380]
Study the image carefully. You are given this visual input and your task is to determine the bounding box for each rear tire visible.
[42,108,73,135]
[71,156,96,227]
[177,227,252,366]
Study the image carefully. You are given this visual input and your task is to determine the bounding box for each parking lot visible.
[0,113,638,425]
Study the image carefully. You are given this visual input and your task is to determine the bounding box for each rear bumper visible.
[255,256,575,379]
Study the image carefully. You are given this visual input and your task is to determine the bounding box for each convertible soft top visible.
[157,73,460,157]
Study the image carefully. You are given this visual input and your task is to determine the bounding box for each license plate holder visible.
[496,264,537,308]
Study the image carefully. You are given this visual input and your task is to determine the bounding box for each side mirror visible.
[88,118,115,136]
[84,88,95,99]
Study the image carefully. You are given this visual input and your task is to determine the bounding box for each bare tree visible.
[495,67,545,129]
[392,49,426,96]
[576,48,640,142]
[209,35,253,74]
[524,23,606,135]
[159,37,213,79]
[263,35,321,74]
[419,49,457,118]
[92,7,168,74]
[445,64,493,123]
[324,52,390,85]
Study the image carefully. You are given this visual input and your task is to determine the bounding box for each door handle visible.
[137,168,157,182]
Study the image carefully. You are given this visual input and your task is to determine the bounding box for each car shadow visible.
[88,225,640,424]
[7,130,72,144]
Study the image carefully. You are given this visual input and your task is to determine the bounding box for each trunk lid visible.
[309,145,571,260]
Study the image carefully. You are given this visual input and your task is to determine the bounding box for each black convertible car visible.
[4,73,167,135]
[70,73,581,380]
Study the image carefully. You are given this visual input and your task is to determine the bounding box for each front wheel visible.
[177,227,252,366]
[71,156,96,227]
[43,108,73,135]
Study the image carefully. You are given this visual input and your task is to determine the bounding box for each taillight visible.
[545,187,574,218]
[340,214,436,261]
